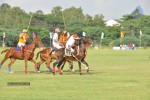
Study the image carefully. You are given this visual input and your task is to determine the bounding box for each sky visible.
[1,0,150,20]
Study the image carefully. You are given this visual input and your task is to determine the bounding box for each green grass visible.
[0,47,150,100]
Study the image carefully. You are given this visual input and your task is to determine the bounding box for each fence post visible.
[2,32,5,48]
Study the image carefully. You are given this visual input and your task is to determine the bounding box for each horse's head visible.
[74,38,81,46]
[32,32,44,48]
[81,36,92,46]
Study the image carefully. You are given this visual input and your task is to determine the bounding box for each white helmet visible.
[22,29,27,33]
[55,28,60,33]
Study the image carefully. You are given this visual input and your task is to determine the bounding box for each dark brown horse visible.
[50,36,92,75]
[35,36,92,75]
[35,33,68,73]
[0,32,43,73]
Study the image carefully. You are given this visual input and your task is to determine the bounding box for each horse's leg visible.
[24,59,28,74]
[52,59,61,75]
[78,61,82,75]
[37,54,53,73]
[0,54,10,69]
[69,61,74,72]
[52,61,58,75]
[46,58,53,73]
[0,48,14,69]
[81,60,89,73]
[29,59,37,72]
[57,59,64,75]
[8,58,16,73]
[60,60,66,70]
[36,60,45,72]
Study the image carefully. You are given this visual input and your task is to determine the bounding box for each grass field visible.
[0,47,150,100]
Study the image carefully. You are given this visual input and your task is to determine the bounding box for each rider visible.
[59,30,68,43]
[17,29,29,58]
[66,34,79,53]
[52,27,64,49]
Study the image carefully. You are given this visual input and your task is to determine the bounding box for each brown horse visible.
[35,36,92,75]
[35,47,58,73]
[35,32,69,73]
[0,32,43,73]
[50,36,92,75]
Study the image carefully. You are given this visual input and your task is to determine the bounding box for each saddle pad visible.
[15,47,21,51]
[65,48,72,56]
[50,48,55,54]
[52,51,55,54]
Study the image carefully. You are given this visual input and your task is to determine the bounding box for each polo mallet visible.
[61,10,66,30]
[27,13,33,32]
[71,53,89,70]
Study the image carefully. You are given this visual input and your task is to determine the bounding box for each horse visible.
[50,36,92,75]
[0,32,43,73]
[35,31,69,73]
[35,47,58,73]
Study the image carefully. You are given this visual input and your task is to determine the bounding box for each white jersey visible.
[17,42,25,47]
[52,33,62,49]
[66,35,75,52]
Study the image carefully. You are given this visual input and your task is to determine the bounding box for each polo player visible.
[52,27,64,49]
[17,29,29,58]
[66,34,79,53]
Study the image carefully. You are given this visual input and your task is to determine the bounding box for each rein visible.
[24,42,35,53]
[24,49,33,53]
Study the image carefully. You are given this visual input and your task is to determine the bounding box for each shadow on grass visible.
[4,69,105,76]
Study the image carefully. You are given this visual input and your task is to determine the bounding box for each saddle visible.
[15,47,22,51]
[65,48,72,56]
[15,45,28,52]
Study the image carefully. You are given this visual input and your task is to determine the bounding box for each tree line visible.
[0,3,150,47]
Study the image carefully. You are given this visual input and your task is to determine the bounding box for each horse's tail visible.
[49,48,58,56]
[36,51,41,60]
[1,49,9,54]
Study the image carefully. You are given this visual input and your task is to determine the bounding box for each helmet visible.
[55,27,60,33]
[22,29,27,33]
[73,34,79,39]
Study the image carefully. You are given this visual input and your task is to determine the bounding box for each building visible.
[105,19,120,26]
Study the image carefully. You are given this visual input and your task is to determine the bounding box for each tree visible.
[85,14,93,26]
[92,14,105,26]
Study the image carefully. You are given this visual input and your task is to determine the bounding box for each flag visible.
[82,32,86,36]
[140,30,143,36]
[49,32,53,39]
[120,31,124,38]
[101,32,104,39]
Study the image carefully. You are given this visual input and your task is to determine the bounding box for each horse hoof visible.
[25,71,28,74]
[59,73,63,75]
[37,71,41,73]
[36,66,40,71]
[71,69,75,72]
[87,70,89,73]
[8,71,13,74]
[53,72,55,75]
[0,65,2,69]
[36,69,40,73]
[86,67,89,70]
[80,73,82,75]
